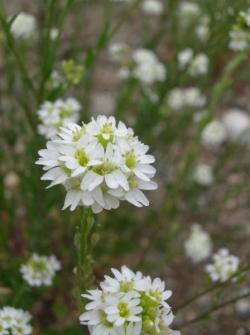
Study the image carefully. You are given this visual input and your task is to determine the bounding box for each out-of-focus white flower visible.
[229,29,249,51]
[36,116,157,213]
[20,254,61,287]
[193,163,214,186]
[177,48,193,69]
[10,12,37,39]
[195,16,210,41]
[37,98,81,139]
[201,120,227,148]
[188,54,209,76]
[239,8,250,27]
[109,42,130,63]
[0,306,32,335]
[168,87,206,111]
[206,248,240,282]
[184,224,212,263]
[50,28,59,40]
[178,2,201,25]
[141,0,163,15]
[132,48,166,84]
[222,108,250,140]
[79,266,179,335]
[178,50,209,76]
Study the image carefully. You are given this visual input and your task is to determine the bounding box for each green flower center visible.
[60,106,73,118]
[29,260,47,273]
[99,311,113,328]
[118,302,129,318]
[74,149,89,166]
[92,161,116,175]
[97,123,114,148]
[149,290,162,302]
[120,280,134,292]
[73,127,84,141]
[125,151,137,169]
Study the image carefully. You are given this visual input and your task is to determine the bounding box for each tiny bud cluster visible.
[79,266,180,335]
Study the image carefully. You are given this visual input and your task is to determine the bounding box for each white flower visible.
[195,16,210,41]
[206,248,240,282]
[193,163,214,186]
[201,120,227,148]
[229,29,249,51]
[168,87,206,111]
[188,53,209,77]
[79,266,179,335]
[0,307,32,335]
[141,0,163,15]
[178,2,201,25]
[109,43,130,63]
[37,98,81,139]
[239,8,250,27]
[20,254,61,287]
[132,49,166,84]
[177,48,193,70]
[10,13,36,39]
[36,116,157,213]
[222,108,250,140]
[185,224,212,263]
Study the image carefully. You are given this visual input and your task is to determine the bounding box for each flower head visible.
[0,307,32,335]
[168,87,206,111]
[79,266,179,335]
[193,163,214,186]
[184,224,212,263]
[36,116,157,213]
[37,98,81,139]
[201,120,227,148]
[205,248,240,282]
[141,0,163,15]
[20,254,61,287]
[10,13,37,39]
[222,108,250,140]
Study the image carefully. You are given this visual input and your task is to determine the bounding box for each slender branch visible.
[179,291,250,329]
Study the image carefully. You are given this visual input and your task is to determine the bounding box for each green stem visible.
[74,208,99,302]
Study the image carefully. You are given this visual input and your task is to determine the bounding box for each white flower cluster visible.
[178,2,201,25]
[10,12,37,39]
[79,266,180,335]
[184,224,212,263]
[20,254,61,287]
[0,307,32,335]
[141,0,163,15]
[37,98,81,139]
[222,108,250,141]
[195,16,210,41]
[109,46,166,85]
[201,120,227,148]
[206,248,240,282]
[193,163,214,186]
[178,49,209,77]
[36,116,157,213]
[168,87,206,111]
[229,8,250,51]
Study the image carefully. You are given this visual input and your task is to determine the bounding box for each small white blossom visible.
[195,16,210,41]
[229,29,249,51]
[132,49,166,84]
[177,49,193,69]
[168,87,206,111]
[193,163,214,186]
[239,8,250,27]
[188,54,209,76]
[222,108,250,140]
[206,248,240,282]
[10,13,37,39]
[20,254,61,287]
[36,116,157,213]
[0,307,32,335]
[178,2,201,25]
[201,120,227,148]
[184,224,212,263]
[79,266,179,335]
[109,43,130,63]
[37,98,81,139]
[141,0,163,15]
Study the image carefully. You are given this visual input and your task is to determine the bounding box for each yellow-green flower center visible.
[97,123,114,148]
[73,127,85,141]
[93,161,116,175]
[125,151,137,169]
[75,149,89,166]
[118,302,129,318]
